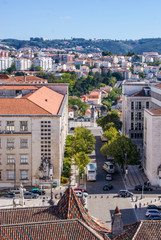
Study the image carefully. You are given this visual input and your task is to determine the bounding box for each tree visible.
[35,66,42,71]
[109,76,117,87]
[65,127,95,175]
[101,135,140,171]
[97,110,122,131]
[104,126,119,142]
[6,62,16,74]
[15,71,25,76]
[102,51,112,56]
[112,72,123,81]
[74,152,90,176]
[68,97,88,116]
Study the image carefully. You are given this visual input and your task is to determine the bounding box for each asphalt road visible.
[86,131,137,229]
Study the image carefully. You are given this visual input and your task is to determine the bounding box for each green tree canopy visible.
[68,97,88,116]
[112,72,123,81]
[97,110,122,131]
[101,135,140,170]
[74,152,90,176]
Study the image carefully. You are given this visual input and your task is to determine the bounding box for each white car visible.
[74,190,88,198]
[145,209,160,217]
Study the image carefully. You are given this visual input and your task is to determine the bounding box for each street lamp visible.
[49,165,54,205]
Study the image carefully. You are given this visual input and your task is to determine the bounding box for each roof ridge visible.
[132,221,142,240]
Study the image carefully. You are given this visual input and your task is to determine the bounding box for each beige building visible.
[122,80,151,153]
[0,83,68,187]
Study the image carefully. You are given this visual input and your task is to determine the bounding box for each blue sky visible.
[1,0,161,40]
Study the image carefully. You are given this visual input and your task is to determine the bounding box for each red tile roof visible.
[150,108,161,115]
[130,90,146,97]
[0,86,64,115]
[0,220,103,240]
[27,86,64,114]
[0,85,38,90]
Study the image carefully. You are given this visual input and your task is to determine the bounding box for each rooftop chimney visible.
[111,206,123,237]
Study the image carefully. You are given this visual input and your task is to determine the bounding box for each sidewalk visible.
[122,165,148,190]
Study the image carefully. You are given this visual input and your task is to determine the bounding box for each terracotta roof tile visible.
[130,90,146,97]
[27,86,64,115]
[0,85,38,90]
[150,107,161,115]
[0,98,51,115]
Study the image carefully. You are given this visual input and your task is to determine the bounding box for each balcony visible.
[0,130,31,135]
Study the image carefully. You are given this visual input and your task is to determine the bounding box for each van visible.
[103,162,115,174]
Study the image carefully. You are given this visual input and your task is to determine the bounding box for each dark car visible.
[135,185,153,191]
[5,192,15,198]
[118,190,133,198]
[31,189,46,195]
[149,215,161,220]
[103,184,113,191]
[70,127,75,131]
[147,205,161,210]
[24,192,39,199]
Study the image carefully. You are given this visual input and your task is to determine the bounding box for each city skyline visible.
[1,0,161,40]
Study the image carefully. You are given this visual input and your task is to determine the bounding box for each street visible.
[86,131,137,229]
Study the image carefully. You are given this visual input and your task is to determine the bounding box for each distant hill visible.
[1,38,161,54]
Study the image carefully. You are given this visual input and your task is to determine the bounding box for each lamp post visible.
[49,165,54,205]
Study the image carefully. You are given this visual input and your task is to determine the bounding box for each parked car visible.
[5,192,15,198]
[118,190,133,198]
[31,188,46,195]
[145,209,160,217]
[105,174,112,181]
[70,127,75,131]
[10,187,26,194]
[74,191,88,198]
[74,187,87,193]
[0,189,10,198]
[103,184,113,191]
[135,185,153,191]
[147,205,161,210]
[24,192,39,199]
[149,215,161,220]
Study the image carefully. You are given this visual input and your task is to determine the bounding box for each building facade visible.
[0,83,68,187]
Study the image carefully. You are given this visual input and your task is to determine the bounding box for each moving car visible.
[145,209,160,217]
[147,205,161,210]
[105,174,112,181]
[31,188,46,195]
[118,190,133,198]
[103,184,113,191]
[24,192,39,199]
[134,185,153,191]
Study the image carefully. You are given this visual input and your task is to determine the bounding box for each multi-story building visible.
[144,83,161,186]
[0,57,13,71]
[122,80,151,153]
[33,57,52,71]
[14,58,31,71]
[0,83,68,187]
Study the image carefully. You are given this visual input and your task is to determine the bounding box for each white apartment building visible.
[14,58,32,71]
[144,83,161,186]
[33,57,52,71]
[0,57,13,71]
[0,83,68,187]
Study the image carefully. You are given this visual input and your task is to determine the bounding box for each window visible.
[138,122,142,130]
[0,171,1,180]
[131,112,134,120]
[20,121,28,132]
[6,121,14,131]
[20,170,28,180]
[20,139,28,148]
[7,170,14,180]
[131,123,134,130]
[0,139,1,148]
[7,155,15,164]
[146,102,149,109]
[131,102,134,110]
[7,139,14,149]
[20,155,28,164]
